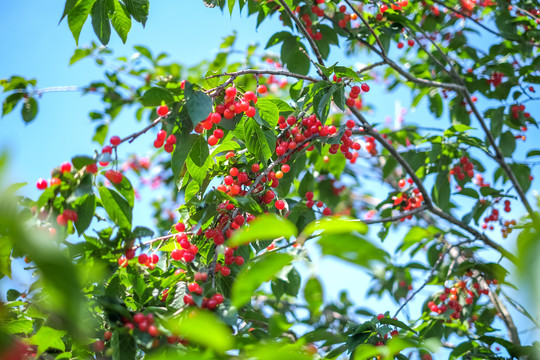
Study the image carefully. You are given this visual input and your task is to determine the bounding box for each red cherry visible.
[166,135,177,145]
[118,256,128,267]
[157,130,167,141]
[377,314,384,320]
[60,162,72,173]
[246,106,256,117]
[225,87,237,98]
[323,207,332,216]
[86,163,98,174]
[407,39,415,46]
[104,330,112,341]
[221,266,231,276]
[275,200,286,210]
[397,42,404,49]
[138,254,148,265]
[214,129,224,139]
[148,325,159,337]
[234,256,244,265]
[213,293,224,304]
[361,83,370,92]
[93,340,105,352]
[257,85,267,94]
[157,105,169,117]
[36,178,48,190]
[57,214,68,226]
[110,136,121,146]
[251,163,260,172]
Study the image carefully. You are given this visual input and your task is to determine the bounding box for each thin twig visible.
[276,0,326,70]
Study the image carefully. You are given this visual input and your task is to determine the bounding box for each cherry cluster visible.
[450,156,475,181]
[427,275,498,321]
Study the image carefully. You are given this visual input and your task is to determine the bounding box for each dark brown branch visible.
[276,0,326,68]
[205,69,319,83]
[343,0,387,58]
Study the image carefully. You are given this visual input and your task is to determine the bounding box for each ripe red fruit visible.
[93,340,105,352]
[105,170,123,184]
[234,256,245,265]
[57,214,68,226]
[171,249,183,261]
[377,314,384,320]
[60,162,72,173]
[118,256,128,267]
[251,163,260,172]
[148,325,159,337]
[275,200,286,210]
[221,266,231,276]
[138,254,148,265]
[214,129,224,139]
[397,42,404,49]
[157,105,169,117]
[104,330,112,341]
[257,85,267,94]
[63,209,78,222]
[175,222,186,232]
[157,130,167,141]
[407,39,415,46]
[166,135,177,145]
[86,163,98,174]
[213,293,224,304]
[361,83,370,92]
[323,207,332,216]
[246,106,256,117]
[225,87,237,98]
[36,178,48,190]
[110,135,121,146]
[244,91,256,101]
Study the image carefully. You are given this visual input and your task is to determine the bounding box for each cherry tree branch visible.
[360,204,428,224]
[276,0,326,70]
[343,0,387,58]
[205,69,319,83]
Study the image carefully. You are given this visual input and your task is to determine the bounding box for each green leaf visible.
[110,174,135,207]
[186,135,212,184]
[265,31,293,49]
[111,330,136,360]
[30,326,66,356]
[302,216,368,237]
[165,310,234,353]
[125,0,148,26]
[71,155,95,169]
[68,0,97,45]
[21,97,38,123]
[527,150,540,158]
[244,117,274,163]
[4,319,33,335]
[228,214,298,247]
[74,194,96,235]
[60,0,80,22]
[91,0,111,45]
[185,82,213,126]
[111,0,131,43]
[286,49,310,76]
[99,187,132,230]
[499,131,516,157]
[378,318,416,333]
[2,93,24,116]
[318,233,387,268]
[0,237,12,279]
[317,84,337,122]
[334,66,361,81]
[304,276,323,314]
[232,252,294,308]
[487,107,504,139]
[428,91,443,118]
[172,133,198,180]
[141,87,175,107]
[432,171,451,210]
[509,163,531,193]
[132,226,154,238]
[255,97,279,128]
[227,0,235,15]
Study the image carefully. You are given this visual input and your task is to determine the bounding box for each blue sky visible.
[1,0,539,351]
